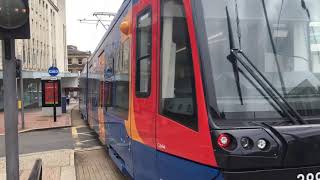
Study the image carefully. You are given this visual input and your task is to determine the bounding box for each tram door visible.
[132,0,158,179]
[155,0,216,179]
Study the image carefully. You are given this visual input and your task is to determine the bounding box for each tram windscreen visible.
[197,0,320,123]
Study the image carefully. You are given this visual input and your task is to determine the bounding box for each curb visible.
[0,125,72,136]
[0,103,77,136]
[0,149,74,161]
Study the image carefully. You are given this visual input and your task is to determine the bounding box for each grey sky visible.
[66,0,123,52]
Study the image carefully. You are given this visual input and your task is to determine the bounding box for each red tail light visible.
[217,133,231,148]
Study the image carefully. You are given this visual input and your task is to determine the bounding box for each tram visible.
[79,0,320,179]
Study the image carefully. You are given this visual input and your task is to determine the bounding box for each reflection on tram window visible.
[136,9,152,97]
[199,0,320,122]
[160,0,198,130]
[104,38,130,120]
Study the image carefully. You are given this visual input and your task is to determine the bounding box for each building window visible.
[68,58,72,64]
[159,0,198,131]
[78,59,82,65]
[135,8,152,97]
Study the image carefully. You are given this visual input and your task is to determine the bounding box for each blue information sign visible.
[48,66,59,77]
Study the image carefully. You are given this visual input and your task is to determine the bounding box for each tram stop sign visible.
[48,66,59,77]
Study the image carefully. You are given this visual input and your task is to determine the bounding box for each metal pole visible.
[20,75,25,129]
[21,43,25,129]
[86,62,89,120]
[3,39,20,180]
[53,81,57,122]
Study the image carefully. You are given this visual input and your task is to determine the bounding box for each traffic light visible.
[16,59,22,78]
[0,0,30,39]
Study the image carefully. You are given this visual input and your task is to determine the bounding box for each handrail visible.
[28,159,43,180]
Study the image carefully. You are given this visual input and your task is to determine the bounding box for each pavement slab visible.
[75,149,127,180]
[71,107,129,180]
[0,149,75,180]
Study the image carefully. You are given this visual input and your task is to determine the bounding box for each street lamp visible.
[0,0,30,39]
[0,1,30,180]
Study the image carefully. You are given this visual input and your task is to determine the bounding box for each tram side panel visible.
[81,0,220,179]
[93,79,101,133]
[79,71,87,120]
[98,81,106,144]
[87,70,98,133]
[79,0,320,179]
[82,0,222,179]
[84,1,134,177]
[87,81,93,127]
[130,0,222,179]
[86,71,102,139]
[130,0,222,177]
[103,6,133,176]
[87,78,92,127]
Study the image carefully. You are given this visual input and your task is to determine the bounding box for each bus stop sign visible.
[48,66,59,77]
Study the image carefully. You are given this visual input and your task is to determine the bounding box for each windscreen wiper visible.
[301,0,310,19]
[226,7,244,105]
[261,0,287,96]
[225,7,307,125]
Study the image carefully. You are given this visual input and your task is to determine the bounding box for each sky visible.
[66,0,123,52]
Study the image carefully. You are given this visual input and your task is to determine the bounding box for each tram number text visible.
[297,172,320,180]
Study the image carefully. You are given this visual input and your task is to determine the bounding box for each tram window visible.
[104,37,130,119]
[122,39,130,74]
[104,82,112,107]
[159,0,198,131]
[136,8,152,97]
[115,82,129,110]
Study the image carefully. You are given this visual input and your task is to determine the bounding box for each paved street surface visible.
[71,107,128,180]
[0,104,128,180]
[0,128,74,157]
[0,104,76,180]
[0,106,72,135]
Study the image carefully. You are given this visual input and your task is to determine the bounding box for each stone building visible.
[67,45,91,74]
[0,0,72,110]
[64,45,90,98]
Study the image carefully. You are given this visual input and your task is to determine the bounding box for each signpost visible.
[48,66,59,77]
[16,59,25,129]
[48,66,59,122]
[0,0,30,179]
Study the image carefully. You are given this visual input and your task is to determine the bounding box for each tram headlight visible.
[257,139,268,150]
[217,133,232,149]
[240,137,252,149]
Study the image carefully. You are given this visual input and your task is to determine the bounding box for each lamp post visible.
[0,1,30,179]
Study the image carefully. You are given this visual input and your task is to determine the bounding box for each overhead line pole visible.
[20,73,25,129]
[21,43,25,129]
[53,80,57,122]
[3,39,20,180]
[0,0,31,179]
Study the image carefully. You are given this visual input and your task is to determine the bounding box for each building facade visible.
[0,0,67,72]
[67,45,90,74]
[0,0,69,110]
[65,45,90,98]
